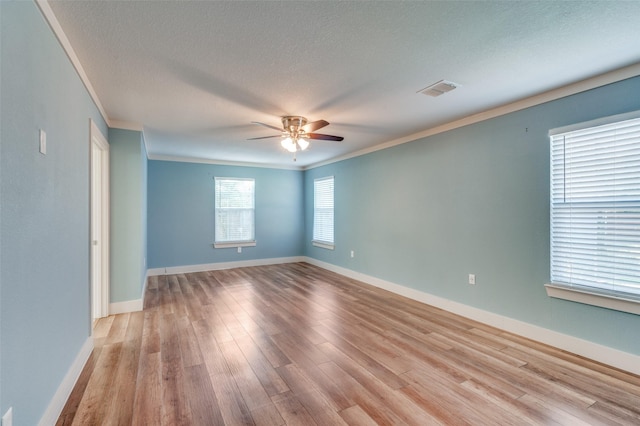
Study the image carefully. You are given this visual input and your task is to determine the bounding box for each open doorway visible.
[90,119,109,323]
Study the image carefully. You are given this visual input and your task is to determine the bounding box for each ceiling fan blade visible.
[251,121,284,132]
[247,135,281,140]
[303,120,329,132]
[306,133,344,141]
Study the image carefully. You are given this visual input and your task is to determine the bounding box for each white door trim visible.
[90,119,110,320]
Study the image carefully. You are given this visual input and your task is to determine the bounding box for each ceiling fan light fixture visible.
[251,116,342,159]
[297,138,309,151]
[281,137,297,153]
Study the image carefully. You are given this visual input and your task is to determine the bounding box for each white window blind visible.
[313,176,334,246]
[214,177,255,244]
[550,115,640,297]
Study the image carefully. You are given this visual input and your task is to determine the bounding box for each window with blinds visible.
[550,114,640,297]
[214,177,255,246]
[313,176,334,248]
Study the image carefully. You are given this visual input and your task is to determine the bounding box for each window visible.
[547,112,640,314]
[214,177,255,248]
[313,176,334,249]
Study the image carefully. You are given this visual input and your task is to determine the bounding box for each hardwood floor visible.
[57,262,640,425]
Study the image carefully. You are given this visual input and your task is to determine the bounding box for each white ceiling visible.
[47,0,640,168]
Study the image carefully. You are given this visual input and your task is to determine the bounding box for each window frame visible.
[546,110,640,315]
[312,176,335,250]
[213,177,256,249]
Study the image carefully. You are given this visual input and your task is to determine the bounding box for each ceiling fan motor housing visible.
[282,116,307,136]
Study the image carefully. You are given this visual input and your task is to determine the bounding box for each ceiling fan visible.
[249,116,343,160]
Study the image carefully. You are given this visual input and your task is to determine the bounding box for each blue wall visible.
[109,129,148,303]
[304,76,640,356]
[0,1,108,423]
[148,161,303,268]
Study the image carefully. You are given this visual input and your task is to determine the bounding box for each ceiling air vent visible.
[418,80,459,97]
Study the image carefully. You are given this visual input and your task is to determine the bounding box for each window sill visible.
[312,241,334,250]
[213,241,256,249]
[545,283,640,316]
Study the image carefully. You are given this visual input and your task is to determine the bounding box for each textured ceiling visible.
[48,1,640,168]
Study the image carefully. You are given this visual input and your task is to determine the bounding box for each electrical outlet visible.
[2,407,13,426]
[350,250,355,258]
[237,246,242,254]
[468,274,476,285]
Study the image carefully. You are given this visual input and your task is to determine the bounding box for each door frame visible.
[90,119,110,321]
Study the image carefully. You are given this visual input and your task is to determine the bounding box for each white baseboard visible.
[147,256,306,276]
[147,267,166,277]
[39,337,94,426]
[109,298,143,315]
[141,269,149,311]
[303,257,640,376]
[109,271,148,315]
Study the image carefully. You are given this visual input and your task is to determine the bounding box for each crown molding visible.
[147,154,304,171]
[109,120,143,132]
[305,62,640,170]
[36,0,110,126]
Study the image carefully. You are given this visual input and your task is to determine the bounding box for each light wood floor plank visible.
[219,339,274,412]
[104,332,141,424]
[183,363,225,425]
[131,352,162,426]
[271,391,317,426]
[250,402,286,426]
[338,405,379,426]
[176,315,204,368]
[54,348,102,426]
[160,349,192,424]
[58,262,640,425]
[234,334,290,397]
[71,342,123,425]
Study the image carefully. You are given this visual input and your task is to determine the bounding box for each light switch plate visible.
[39,129,47,154]
[2,407,13,426]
